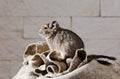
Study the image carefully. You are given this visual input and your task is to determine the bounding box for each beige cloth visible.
[13,41,120,79]
[23,41,87,77]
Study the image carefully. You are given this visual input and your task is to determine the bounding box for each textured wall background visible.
[0,0,120,79]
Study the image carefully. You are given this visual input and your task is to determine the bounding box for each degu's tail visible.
[87,54,116,65]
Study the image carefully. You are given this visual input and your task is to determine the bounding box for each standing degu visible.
[39,21,84,61]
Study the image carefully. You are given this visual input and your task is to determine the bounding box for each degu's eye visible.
[44,27,48,29]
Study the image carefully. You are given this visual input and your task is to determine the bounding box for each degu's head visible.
[39,21,60,39]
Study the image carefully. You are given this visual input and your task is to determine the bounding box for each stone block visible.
[0,61,10,79]
[84,39,120,60]
[0,17,41,59]
[0,0,99,16]
[72,17,120,39]
[101,0,120,16]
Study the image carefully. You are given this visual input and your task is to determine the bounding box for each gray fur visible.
[39,21,84,60]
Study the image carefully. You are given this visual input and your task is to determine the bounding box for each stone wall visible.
[0,0,120,79]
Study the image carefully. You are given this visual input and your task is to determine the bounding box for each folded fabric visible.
[14,41,88,78]
[12,41,120,79]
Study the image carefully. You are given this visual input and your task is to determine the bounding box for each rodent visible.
[39,21,84,61]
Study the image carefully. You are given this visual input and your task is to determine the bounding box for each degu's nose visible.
[39,29,42,33]
[39,27,43,34]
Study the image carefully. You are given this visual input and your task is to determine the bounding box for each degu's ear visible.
[50,21,59,30]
